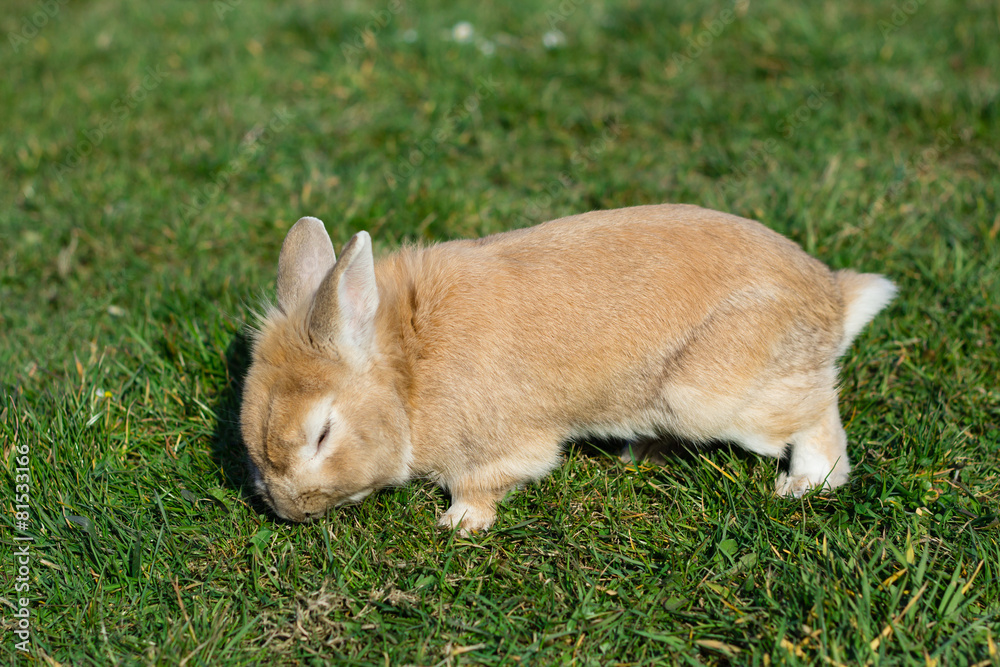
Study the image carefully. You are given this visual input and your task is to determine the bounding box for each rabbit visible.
[240,204,896,534]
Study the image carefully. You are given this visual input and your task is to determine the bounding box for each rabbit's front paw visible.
[438,501,496,536]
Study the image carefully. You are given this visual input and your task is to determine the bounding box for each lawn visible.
[1,0,998,664]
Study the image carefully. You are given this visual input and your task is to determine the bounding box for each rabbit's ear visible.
[277,217,337,313]
[308,231,379,361]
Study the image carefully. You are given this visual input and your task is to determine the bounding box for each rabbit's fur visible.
[241,204,896,533]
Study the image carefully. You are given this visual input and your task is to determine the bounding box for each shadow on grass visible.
[571,434,714,466]
[569,432,790,480]
[210,329,272,516]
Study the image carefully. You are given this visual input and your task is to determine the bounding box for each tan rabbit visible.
[240,204,896,533]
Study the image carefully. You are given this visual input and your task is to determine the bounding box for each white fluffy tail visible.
[835,269,897,356]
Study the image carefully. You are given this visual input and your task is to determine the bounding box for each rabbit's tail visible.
[835,269,897,356]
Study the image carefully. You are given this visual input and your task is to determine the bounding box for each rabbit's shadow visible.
[570,433,789,478]
[570,434,696,466]
[210,330,272,514]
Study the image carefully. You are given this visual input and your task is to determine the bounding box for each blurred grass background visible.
[1,0,998,664]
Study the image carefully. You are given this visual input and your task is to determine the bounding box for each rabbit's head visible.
[240,218,411,522]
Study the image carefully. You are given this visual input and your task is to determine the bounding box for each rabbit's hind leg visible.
[775,400,850,497]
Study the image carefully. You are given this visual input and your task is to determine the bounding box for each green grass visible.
[2,0,999,664]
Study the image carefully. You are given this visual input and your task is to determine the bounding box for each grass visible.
[1,0,998,664]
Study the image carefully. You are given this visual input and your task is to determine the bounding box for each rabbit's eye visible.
[317,423,331,452]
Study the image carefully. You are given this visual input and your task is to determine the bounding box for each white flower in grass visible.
[543,30,566,49]
[452,21,474,43]
[402,29,418,43]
